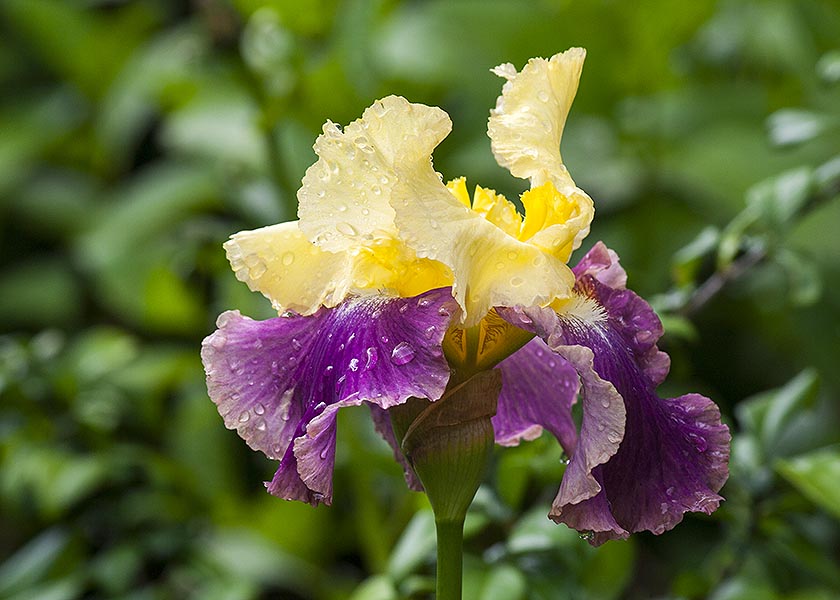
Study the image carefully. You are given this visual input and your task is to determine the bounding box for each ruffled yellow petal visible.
[224,221,351,315]
[519,178,594,261]
[298,95,451,252]
[392,157,576,327]
[225,221,454,315]
[488,48,585,187]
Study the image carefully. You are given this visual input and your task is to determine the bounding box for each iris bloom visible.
[201,48,730,544]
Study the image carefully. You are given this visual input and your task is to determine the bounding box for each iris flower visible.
[201,48,730,544]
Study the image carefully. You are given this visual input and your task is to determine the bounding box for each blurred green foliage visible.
[1,0,839,598]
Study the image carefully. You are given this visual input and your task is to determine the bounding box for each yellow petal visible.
[298,95,451,252]
[392,157,575,327]
[488,48,585,187]
[519,179,594,261]
[470,185,523,238]
[224,221,350,315]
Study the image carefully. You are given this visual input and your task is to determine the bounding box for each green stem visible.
[435,518,465,600]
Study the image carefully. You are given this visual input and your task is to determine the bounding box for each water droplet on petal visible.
[665,486,675,497]
[256,419,267,431]
[314,402,326,413]
[537,90,550,103]
[417,297,431,308]
[254,403,265,415]
[291,338,302,352]
[337,222,357,236]
[596,423,605,432]
[601,398,610,408]
[510,276,524,287]
[424,325,436,338]
[495,262,505,270]
[349,357,360,371]
[507,251,518,260]
[238,411,250,423]
[282,252,295,266]
[390,341,415,365]
[365,347,378,369]
[320,446,330,460]
[579,531,594,542]
[249,260,267,278]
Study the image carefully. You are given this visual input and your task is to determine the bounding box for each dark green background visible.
[2,1,839,598]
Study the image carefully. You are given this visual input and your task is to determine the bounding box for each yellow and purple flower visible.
[201,48,730,544]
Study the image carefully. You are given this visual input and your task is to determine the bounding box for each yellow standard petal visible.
[297,95,452,252]
[392,159,577,327]
[488,47,585,188]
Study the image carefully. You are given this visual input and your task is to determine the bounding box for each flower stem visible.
[435,518,465,600]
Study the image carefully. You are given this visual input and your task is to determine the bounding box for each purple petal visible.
[493,337,579,451]
[201,288,458,505]
[499,244,730,544]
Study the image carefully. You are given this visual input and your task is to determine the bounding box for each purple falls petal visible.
[500,243,730,544]
[493,337,580,451]
[201,287,458,505]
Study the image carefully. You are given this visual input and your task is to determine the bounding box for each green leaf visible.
[767,110,836,147]
[776,447,840,520]
[745,167,814,230]
[480,564,527,600]
[816,49,840,85]
[386,509,435,581]
[349,575,398,600]
[672,226,720,286]
[0,529,70,596]
[736,369,819,455]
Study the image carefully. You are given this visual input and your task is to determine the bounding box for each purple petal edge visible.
[500,243,730,544]
[202,288,458,505]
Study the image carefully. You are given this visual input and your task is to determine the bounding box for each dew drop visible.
[314,402,326,413]
[372,185,382,196]
[507,251,518,260]
[254,403,265,415]
[324,365,334,374]
[291,338,302,352]
[665,486,675,497]
[510,276,524,287]
[210,333,227,349]
[417,297,432,308]
[495,261,505,270]
[424,325,436,338]
[437,306,450,317]
[398,302,409,313]
[607,430,622,444]
[252,339,263,350]
[390,341,416,365]
[579,531,595,542]
[601,398,611,408]
[256,419,267,431]
[596,423,605,432]
[559,452,570,465]
[249,260,267,278]
[337,222,357,236]
[362,208,370,215]
[282,252,295,266]
[537,90,550,103]
[337,203,348,212]
[660,502,669,514]
[365,347,378,369]
[238,411,250,423]
[349,357,360,371]
[380,334,389,343]
[320,446,330,460]
[430,219,438,229]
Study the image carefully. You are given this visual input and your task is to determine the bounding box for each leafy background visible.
[2,0,839,598]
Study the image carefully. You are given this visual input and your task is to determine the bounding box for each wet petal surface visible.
[500,244,730,544]
[201,288,458,504]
